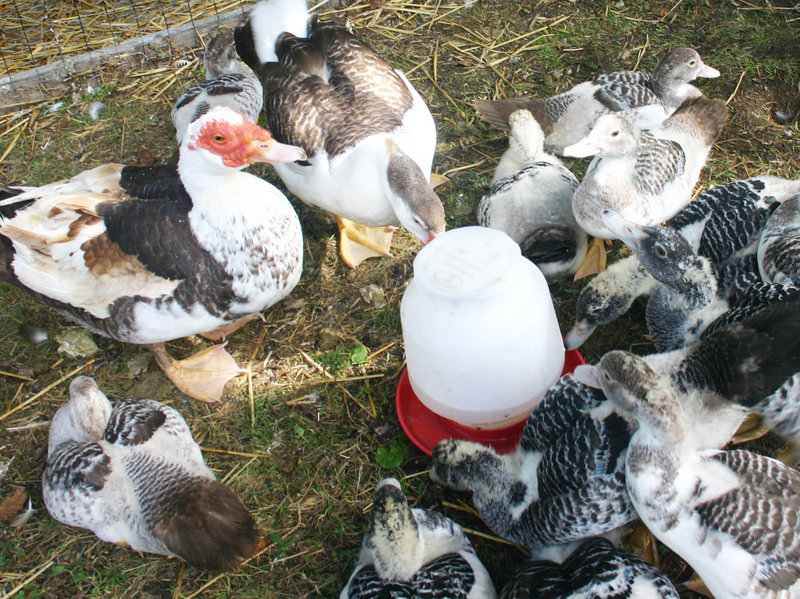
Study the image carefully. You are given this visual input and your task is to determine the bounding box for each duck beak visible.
[600,209,649,251]
[572,364,602,389]
[564,320,597,350]
[247,137,307,164]
[562,137,601,158]
[697,61,720,78]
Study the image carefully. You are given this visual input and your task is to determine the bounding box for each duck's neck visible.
[48,397,111,456]
[369,511,424,581]
[651,79,702,110]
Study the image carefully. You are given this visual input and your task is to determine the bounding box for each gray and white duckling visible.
[234,0,445,268]
[563,97,727,277]
[430,375,636,551]
[339,478,496,599]
[758,193,800,287]
[473,48,720,156]
[602,209,800,352]
[172,30,263,144]
[582,346,800,599]
[478,109,585,281]
[499,537,679,599]
[42,377,259,571]
[564,175,799,349]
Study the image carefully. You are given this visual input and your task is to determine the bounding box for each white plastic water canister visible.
[400,226,565,428]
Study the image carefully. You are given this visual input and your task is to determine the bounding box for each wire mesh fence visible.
[0,0,253,109]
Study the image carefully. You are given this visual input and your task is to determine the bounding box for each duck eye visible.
[212,134,226,143]
[688,59,697,66]
[655,244,667,258]
[611,130,620,137]
[603,371,612,382]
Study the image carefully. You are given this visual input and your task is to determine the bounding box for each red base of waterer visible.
[396,348,585,455]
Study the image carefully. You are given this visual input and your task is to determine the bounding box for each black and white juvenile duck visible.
[563,97,728,277]
[430,375,635,551]
[172,30,264,144]
[601,208,800,352]
[234,0,445,267]
[43,376,259,571]
[499,537,679,599]
[0,107,306,402]
[758,193,800,287]
[477,109,585,281]
[564,175,800,349]
[339,477,496,598]
[580,342,800,599]
[473,47,720,156]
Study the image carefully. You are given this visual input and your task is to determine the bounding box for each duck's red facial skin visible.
[189,118,306,167]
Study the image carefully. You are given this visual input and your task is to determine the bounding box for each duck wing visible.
[633,130,686,196]
[697,450,800,591]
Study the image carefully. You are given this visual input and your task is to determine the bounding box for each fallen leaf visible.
[0,486,27,521]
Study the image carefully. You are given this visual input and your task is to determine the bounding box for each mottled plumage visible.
[602,209,800,352]
[500,537,679,599]
[43,377,259,571]
[564,176,796,349]
[478,109,585,281]
[0,108,305,401]
[172,30,263,144]
[759,193,800,286]
[340,478,496,599]
[587,349,800,599]
[430,376,635,550]
[234,0,444,266]
[563,97,728,241]
[473,48,719,155]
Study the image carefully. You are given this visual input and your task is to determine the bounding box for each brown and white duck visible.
[233,0,445,267]
[43,376,259,571]
[563,96,727,277]
[473,47,720,156]
[0,107,306,402]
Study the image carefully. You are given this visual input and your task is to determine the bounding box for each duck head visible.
[183,107,306,170]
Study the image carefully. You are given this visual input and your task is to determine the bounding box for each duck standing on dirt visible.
[564,175,800,349]
[234,0,445,268]
[340,478,496,598]
[562,97,728,277]
[473,47,720,156]
[0,107,306,402]
[478,109,585,281]
[43,376,260,571]
[581,346,800,599]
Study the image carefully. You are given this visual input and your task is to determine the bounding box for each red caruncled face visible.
[189,117,274,168]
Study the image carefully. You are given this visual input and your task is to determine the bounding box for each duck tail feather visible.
[153,478,260,572]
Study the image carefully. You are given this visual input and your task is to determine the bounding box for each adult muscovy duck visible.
[43,376,259,571]
[233,0,445,268]
[0,107,306,402]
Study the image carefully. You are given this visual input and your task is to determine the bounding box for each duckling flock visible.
[2,0,799,596]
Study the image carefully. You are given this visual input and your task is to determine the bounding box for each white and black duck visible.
[172,30,263,144]
[430,375,636,551]
[340,478,496,599]
[580,344,800,599]
[562,97,728,277]
[0,107,305,402]
[477,109,585,281]
[601,208,800,352]
[473,47,720,156]
[758,193,800,287]
[499,537,679,599]
[564,175,800,349]
[234,0,445,268]
[43,376,259,571]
